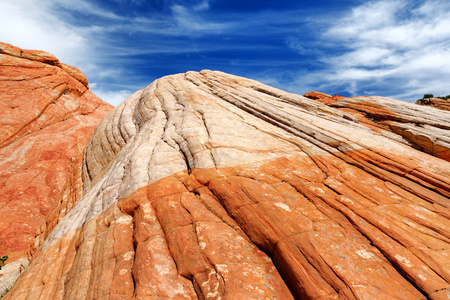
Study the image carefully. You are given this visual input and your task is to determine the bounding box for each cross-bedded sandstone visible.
[4,69,450,299]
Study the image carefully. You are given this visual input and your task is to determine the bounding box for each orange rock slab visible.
[0,42,112,263]
[8,151,450,299]
[303,91,345,105]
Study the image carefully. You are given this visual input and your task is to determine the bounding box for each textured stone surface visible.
[0,43,113,294]
[417,97,450,112]
[5,70,450,299]
[325,96,450,162]
[303,91,345,105]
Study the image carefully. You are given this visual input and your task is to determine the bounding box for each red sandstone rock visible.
[0,43,112,293]
[303,91,345,104]
[4,70,450,299]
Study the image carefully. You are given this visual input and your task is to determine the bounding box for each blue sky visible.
[1,0,450,106]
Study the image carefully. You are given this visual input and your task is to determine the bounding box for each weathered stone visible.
[0,43,112,294]
[4,70,450,299]
[417,97,450,112]
[326,96,450,161]
[303,91,345,104]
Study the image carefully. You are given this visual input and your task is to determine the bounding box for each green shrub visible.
[0,288,9,299]
[416,93,450,104]
[437,95,450,100]
[0,255,8,270]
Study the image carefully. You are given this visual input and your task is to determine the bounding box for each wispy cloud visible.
[170,4,230,35]
[285,37,309,55]
[0,0,92,66]
[2,0,450,106]
[193,0,210,12]
[0,0,231,105]
[310,0,450,100]
[91,88,134,107]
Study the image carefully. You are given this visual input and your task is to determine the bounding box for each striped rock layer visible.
[5,70,450,299]
[417,98,450,112]
[0,43,113,293]
[303,92,450,162]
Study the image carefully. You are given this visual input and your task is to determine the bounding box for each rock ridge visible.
[0,42,89,88]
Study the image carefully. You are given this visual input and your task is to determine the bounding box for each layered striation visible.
[0,43,113,293]
[304,92,450,162]
[417,97,450,112]
[5,70,450,299]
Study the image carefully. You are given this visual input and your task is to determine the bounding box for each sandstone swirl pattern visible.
[6,70,450,299]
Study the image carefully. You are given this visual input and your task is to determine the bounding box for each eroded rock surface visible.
[326,96,450,162]
[305,92,450,162]
[303,91,345,105]
[5,70,450,299]
[417,97,450,112]
[0,43,113,293]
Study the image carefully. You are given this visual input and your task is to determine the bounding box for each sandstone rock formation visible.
[417,97,450,112]
[331,97,450,162]
[0,43,113,294]
[4,70,450,299]
[304,92,450,162]
[303,91,344,105]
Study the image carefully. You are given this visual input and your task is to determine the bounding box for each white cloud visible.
[305,0,450,101]
[0,0,130,87]
[286,37,308,55]
[0,0,234,106]
[194,0,210,11]
[90,87,133,107]
[170,3,229,34]
[0,0,91,67]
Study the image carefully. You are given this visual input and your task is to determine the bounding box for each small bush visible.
[437,95,450,100]
[416,93,450,104]
[0,288,9,299]
[0,255,8,270]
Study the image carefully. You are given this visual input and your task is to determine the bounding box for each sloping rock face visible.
[326,96,450,162]
[5,71,450,299]
[304,92,450,162]
[417,97,450,112]
[303,91,345,105]
[0,43,113,293]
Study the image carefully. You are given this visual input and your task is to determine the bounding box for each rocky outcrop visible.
[305,91,450,162]
[0,43,113,294]
[417,97,450,112]
[303,91,345,105]
[322,96,450,162]
[4,70,450,299]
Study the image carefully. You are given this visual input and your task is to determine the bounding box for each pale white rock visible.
[330,96,450,160]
